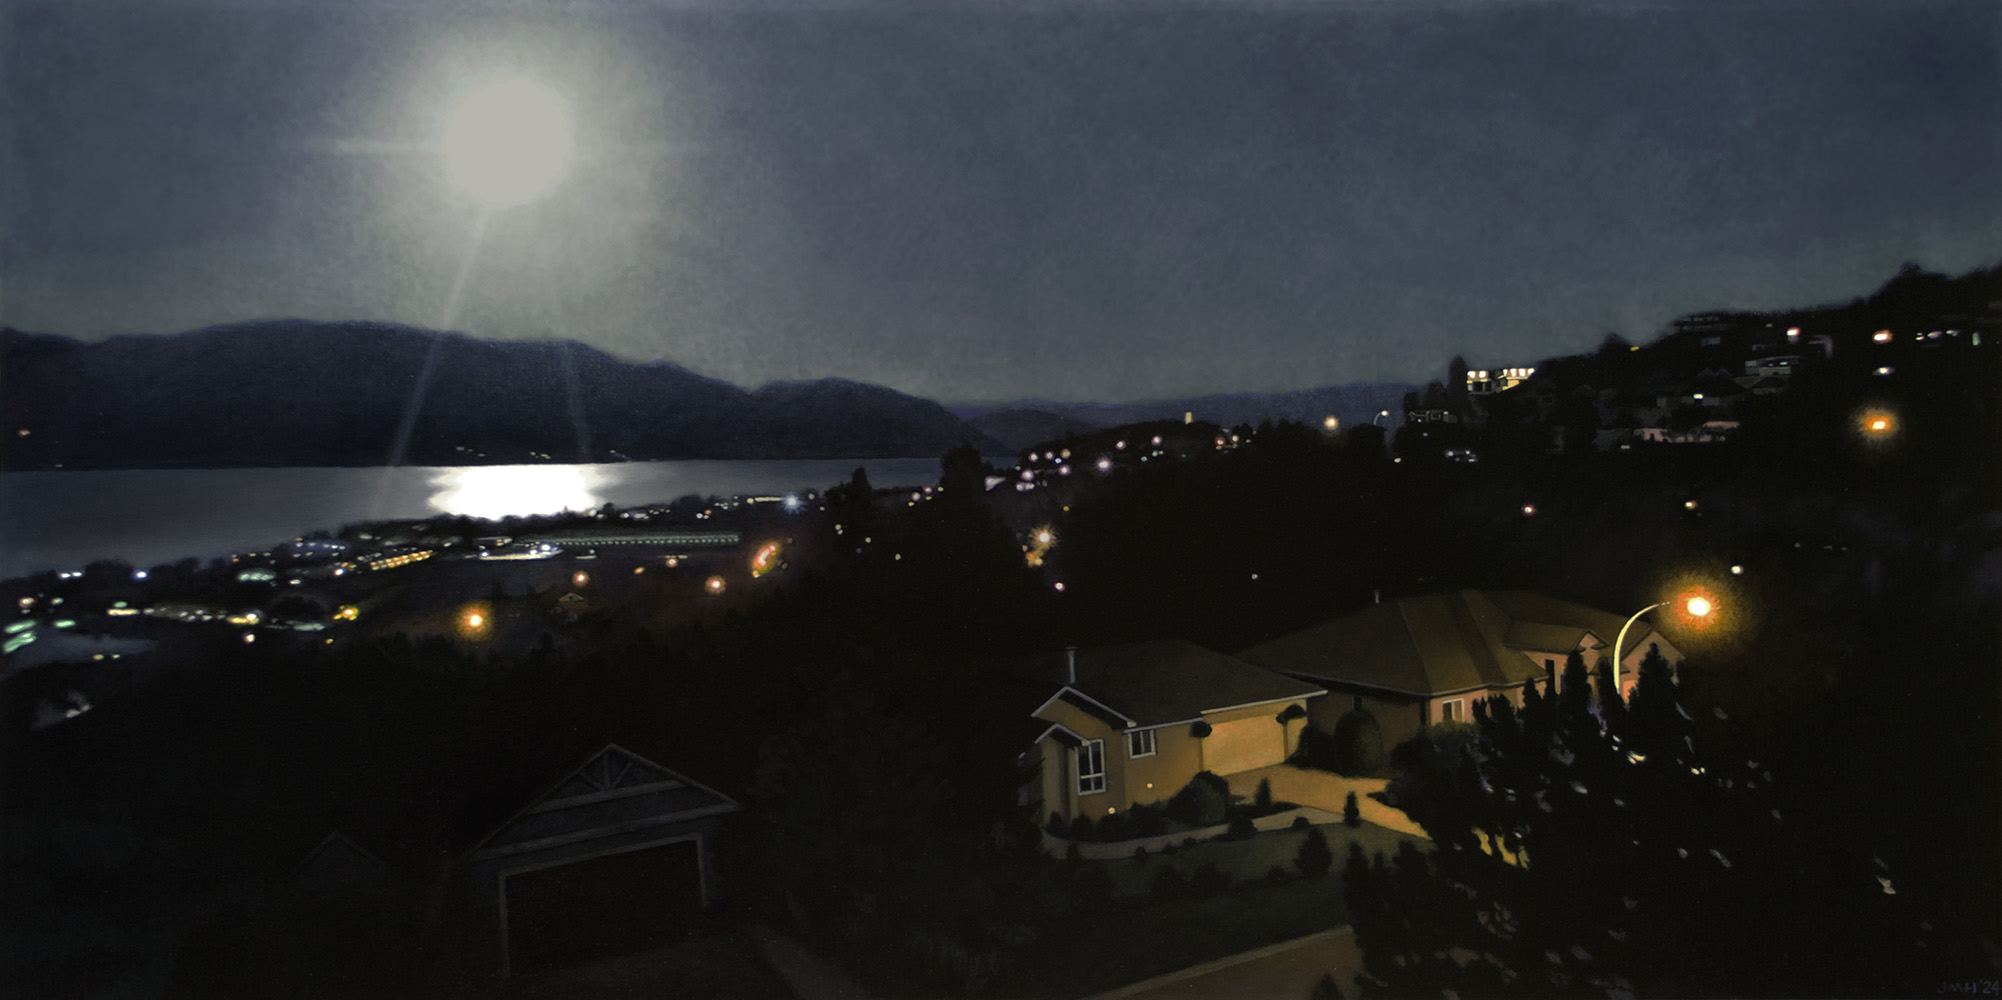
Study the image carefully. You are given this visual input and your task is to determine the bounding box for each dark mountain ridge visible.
[0,321,1005,470]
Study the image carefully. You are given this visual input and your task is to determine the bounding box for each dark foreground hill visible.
[0,321,1006,470]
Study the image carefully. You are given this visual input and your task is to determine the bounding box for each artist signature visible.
[1938,980,2001,996]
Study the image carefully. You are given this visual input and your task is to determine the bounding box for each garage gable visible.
[474,745,738,861]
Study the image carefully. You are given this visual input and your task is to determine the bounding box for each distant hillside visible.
[966,409,1106,451]
[981,383,1416,443]
[0,321,1006,470]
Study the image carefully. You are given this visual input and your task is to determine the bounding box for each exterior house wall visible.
[1305,687,1428,755]
[1118,724,1205,812]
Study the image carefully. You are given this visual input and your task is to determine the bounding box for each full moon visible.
[441,77,573,208]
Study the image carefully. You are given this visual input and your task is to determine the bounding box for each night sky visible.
[3,1,1996,404]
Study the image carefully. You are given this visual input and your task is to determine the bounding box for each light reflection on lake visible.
[429,465,607,519]
[0,458,944,580]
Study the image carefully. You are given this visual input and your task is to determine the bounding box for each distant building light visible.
[1521,504,1537,517]
[1730,565,1744,575]
[132,570,148,581]
[242,633,256,644]
[1151,435,1163,446]
[1053,581,1066,592]
[1874,366,1895,376]
[1116,440,1127,450]
[1684,500,1698,510]
[1787,327,1801,340]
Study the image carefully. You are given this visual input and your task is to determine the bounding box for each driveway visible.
[1225,766,1430,839]
[1084,927,1363,1000]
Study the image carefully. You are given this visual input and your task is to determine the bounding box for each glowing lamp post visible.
[1610,594,1716,695]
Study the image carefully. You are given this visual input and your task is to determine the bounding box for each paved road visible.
[1087,927,1363,1000]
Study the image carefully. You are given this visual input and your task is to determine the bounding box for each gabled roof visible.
[471,744,739,861]
[1238,589,1635,697]
[1015,640,1323,729]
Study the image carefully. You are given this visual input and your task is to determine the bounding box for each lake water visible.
[0,458,944,580]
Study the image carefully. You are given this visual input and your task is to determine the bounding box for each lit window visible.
[1440,699,1464,723]
[1127,729,1156,759]
[1077,740,1107,795]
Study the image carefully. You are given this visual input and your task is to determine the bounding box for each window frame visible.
[1440,699,1464,723]
[1076,739,1107,796]
[1126,728,1157,759]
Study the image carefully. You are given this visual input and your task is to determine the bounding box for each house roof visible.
[1016,640,1323,729]
[1238,589,1640,697]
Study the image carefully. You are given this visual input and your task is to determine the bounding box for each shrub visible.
[1332,707,1385,776]
[1046,812,1067,838]
[1166,772,1230,827]
[1224,815,1258,841]
[1190,862,1231,895]
[1098,812,1129,842]
[1066,842,1084,863]
[1291,814,1313,830]
[1311,972,1347,1000]
[1132,845,1150,864]
[1344,790,1362,828]
[1069,815,1095,842]
[1149,866,1188,899]
[1296,828,1334,878]
[1254,777,1273,810]
[1127,802,1167,838]
[1266,864,1291,885]
[1160,841,1179,857]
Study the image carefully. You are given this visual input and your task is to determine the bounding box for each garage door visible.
[505,840,702,975]
[1203,718,1284,775]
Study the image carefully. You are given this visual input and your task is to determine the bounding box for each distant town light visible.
[1787,327,1801,340]
[242,633,256,643]
[783,494,803,512]
[1096,457,1113,472]
[1116,440,1127,450]
[704,575,727,595]
[132,570,148,581]
[1686,596,1713,617]
[751,542,782,578]
[1151,435,1163,446]
[1730,565,1744,575]
[665,557,680,568]
[1684,500,1698,510]
[1873,330,1893,343]
[1874,366,1895,376]
[1521,504,1537,516]
[1053,581,1066,592]
[572,571,589,587]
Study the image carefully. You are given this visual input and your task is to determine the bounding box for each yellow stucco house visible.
[1016,640,1325,824]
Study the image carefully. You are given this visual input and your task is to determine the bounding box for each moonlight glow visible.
[429,465,601,519]
[441,78,574,208]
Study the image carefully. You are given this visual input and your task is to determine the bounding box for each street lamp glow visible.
[441,77,573,208]
[1612,591,1723,695]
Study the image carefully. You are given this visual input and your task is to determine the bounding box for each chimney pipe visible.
[1065,646,1077,685]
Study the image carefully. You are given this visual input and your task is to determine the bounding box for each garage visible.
[1203,717,1285,775]
[467,745,739,978]
[504,839,703,974]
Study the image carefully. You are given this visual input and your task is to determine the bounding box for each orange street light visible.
[1612,593,1717,693]
[455,601,493,640]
